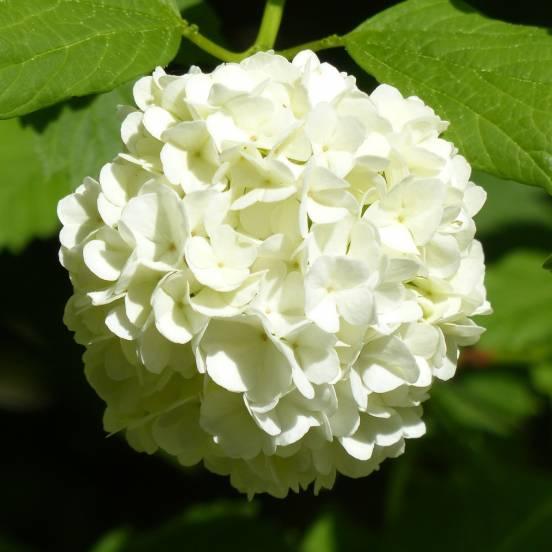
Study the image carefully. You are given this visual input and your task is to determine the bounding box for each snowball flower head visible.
[58,51,490,497]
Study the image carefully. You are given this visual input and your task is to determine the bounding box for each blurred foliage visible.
[89,501,293,552]
[1,1,552,552]
[0,535,36,552]
[531,362,552,399]
[432,370,541,436]
[479,250,552,358]
[0,87,132,252]
[472,171,552,244]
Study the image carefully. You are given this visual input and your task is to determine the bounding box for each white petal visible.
[378,224,418,254]
[186,236,250,292]
[142,105,176,140]
[162,120,208,150]
[340,431,374,461]
[105,304,138,340]
[374,415,404,447]
[153,276,206,344]
[329,398,360,438]
[139,322,171,373]
[356,335,419,392]
[97,194,122,226]
[305,289,339,333]
[305,103,337,145]
[57,178,99,226]
[273,400,317,446]
[424,233,460,278]
[83,228,130,281]
[189,275,261,317]
[402,179,446,244]
[249,406,281,436]
[133,76,155,111]
[125,265,161,326]
[297,345,340,385]
[152,404,204,465]
[399,408,427,438]
[361,363,406,393]
[336,285,375,327]
[463,182,487,217]
[199,318,261,392]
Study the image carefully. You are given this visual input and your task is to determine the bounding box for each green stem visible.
[180,20,253,63]
[276,34,345,59]
[179,3,344,63]
[254,0,287,50]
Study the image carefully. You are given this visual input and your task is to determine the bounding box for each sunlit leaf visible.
[346,0,552,192]
[0,0,182,117]
[0,85,131,252]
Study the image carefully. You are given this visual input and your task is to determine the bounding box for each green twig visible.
[180,20,252,63]
[179,0,288,63]
[254,0,287,50]
[276,34,345,60]
[179,0,345,63]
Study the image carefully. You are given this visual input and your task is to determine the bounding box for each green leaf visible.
[0,118,46,250]
[32,85,133,189]
[495,496,552,552]
[89,530,130,552]
[478,251,552,358]
[300,515,336,552]
[544,254,552,272]
[377,454,552,552]
[0,85,132,252]
[432,371,540,435]
[89,500,293,552]
[0,0,182,118]
[531,363,552,398]
[300,511,374,552]
[345,0,552,193]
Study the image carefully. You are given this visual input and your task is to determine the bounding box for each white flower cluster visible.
[58,51,490,497]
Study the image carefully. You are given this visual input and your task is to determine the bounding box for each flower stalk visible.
[277,34,345,59]
[180,21,250,63]
[180,0,344,62]
[254,0,287,51]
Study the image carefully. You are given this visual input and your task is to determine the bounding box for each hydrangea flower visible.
[58,50,491,497]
